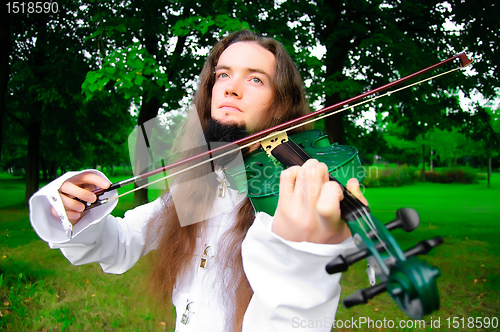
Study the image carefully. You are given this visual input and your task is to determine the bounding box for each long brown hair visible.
[146,30,310,331]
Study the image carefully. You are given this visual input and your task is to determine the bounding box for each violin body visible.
[224,129,443,319]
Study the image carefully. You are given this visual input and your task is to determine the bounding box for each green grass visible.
[335,174,500,331]
[0,172,499,331]
[0,173,171,331]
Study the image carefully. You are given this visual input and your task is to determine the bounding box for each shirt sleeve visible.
[29,170,162,274]
[241,212,357,332]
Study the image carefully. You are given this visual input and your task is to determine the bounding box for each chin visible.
[215,116,244,127]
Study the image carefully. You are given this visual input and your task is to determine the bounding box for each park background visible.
[0,0,499,331]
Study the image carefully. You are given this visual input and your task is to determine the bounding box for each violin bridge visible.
[261,131,289,157]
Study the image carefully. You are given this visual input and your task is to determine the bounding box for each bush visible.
[362,166,481,187]
[363,165,419,187]
[423,168,478,184]
[12,168,25,178]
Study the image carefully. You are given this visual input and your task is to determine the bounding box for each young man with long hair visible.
[30,30,367,331]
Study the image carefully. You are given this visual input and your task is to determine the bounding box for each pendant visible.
[366,264,376,286]
[181,301,192,325]
[200,257,207,268]
[199,245,210,268]
[218,186,225,198]
[217,176,226,197]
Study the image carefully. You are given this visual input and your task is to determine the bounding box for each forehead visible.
[217,41,275,76]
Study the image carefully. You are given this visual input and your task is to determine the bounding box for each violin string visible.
[102,65,466,202]
[361,206,395,260]
[340,192,395,261]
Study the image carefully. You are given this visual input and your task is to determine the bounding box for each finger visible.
[50,206,82,225]
[60,181,97,203]
[316,181,343,219]
[279,166,300,199]
[50,206,58,219]
[295,160,327,203]
[68,172,110,189]
[60,192,86,212]
[346,178,368,206]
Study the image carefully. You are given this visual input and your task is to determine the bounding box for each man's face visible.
[211,41,276,133]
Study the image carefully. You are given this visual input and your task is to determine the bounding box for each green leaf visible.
[122,79,133,89]
[134,58,144,71]
[134,75,145,86]
[116,24,127,33]
[104,66,116,75]
[85,71,98,84]
[89,82,100,93]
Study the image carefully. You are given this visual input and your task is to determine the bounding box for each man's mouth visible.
[219,102,242,112]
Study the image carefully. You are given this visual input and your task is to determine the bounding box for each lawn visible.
[0,172,499,331]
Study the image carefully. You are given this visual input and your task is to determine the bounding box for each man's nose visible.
[224,79,243,98]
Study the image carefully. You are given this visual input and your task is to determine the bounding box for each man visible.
[30,30,367,331]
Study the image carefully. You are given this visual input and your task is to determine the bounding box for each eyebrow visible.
[214,65,272,81]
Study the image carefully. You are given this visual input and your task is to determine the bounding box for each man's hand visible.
[272,159,368,244]
[50,172,110,225]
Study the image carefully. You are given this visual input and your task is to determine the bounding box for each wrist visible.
[325,223,351,244]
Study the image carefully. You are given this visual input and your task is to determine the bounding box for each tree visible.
[242,0,500,149]
[5,1,134,202]
[0,2,11,167]
[464,104,500,187]
[81,0,253,206]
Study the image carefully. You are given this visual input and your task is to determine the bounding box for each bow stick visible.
[78,52,473,210]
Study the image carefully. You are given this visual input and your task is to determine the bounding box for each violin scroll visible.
[325,203,444,319]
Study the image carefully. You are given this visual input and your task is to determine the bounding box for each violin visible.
[68,52,473,319]
[224,128,442,319]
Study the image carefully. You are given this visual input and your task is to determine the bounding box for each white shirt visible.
[29,170,356,331]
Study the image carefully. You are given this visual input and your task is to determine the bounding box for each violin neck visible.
[272,140,370,222]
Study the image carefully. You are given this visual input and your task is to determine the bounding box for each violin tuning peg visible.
[385,208,420,232]
[342,290,367,308]
[325,255,348,274]
[404,236,444,258]
[326,240,389,275]
[343,282,387,308]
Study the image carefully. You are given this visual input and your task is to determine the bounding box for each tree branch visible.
[5,108,28,131]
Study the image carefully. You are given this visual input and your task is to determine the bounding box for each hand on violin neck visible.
[272,160,368,244]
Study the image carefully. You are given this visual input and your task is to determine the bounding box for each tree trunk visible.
[133,93,160,207]
[0,5,11,167]
[49,161,57,181]
[487,155,491,188]
[320,0,362,144]
[324,95,345,144]
[132,6,188,207]
[41,156,47,181]
[430,150,434,171]
[25,119,41,203]
[421,143,426,182]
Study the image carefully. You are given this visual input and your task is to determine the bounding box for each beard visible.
[203,118,248,144]
[203,118,248,168]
